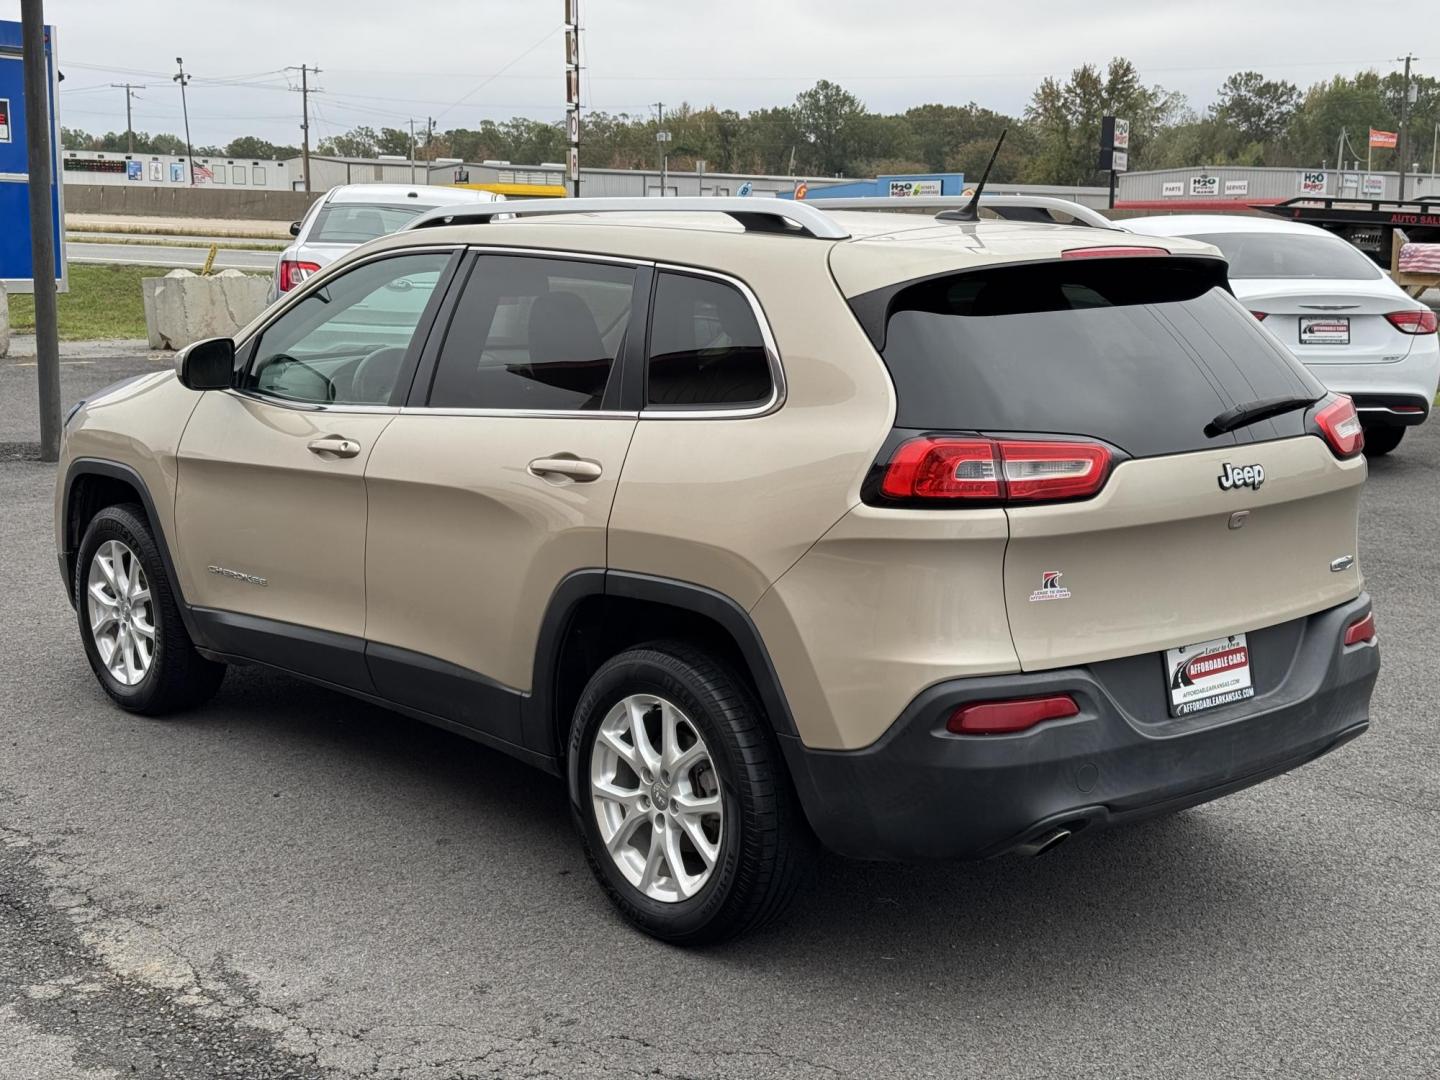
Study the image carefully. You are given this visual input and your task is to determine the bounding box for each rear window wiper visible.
[1205,395,1318,438]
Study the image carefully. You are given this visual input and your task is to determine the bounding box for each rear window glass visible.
[1200,232,1381,280]
[875,259,1325,458]
[309,203,435,244]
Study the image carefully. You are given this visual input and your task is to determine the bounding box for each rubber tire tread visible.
[75,503,226,715]
[571,640,812,945]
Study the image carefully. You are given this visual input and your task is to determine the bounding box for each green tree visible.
[793,80,869,175]
[225,136,299,159]
[1024,58,1182,183]
[1211,72,1300,145]
[317,126,379,157]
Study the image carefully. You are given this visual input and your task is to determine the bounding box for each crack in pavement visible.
[0,819,334,1079]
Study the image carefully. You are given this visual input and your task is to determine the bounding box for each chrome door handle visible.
[528,455,603,482]
[307,435,362,459]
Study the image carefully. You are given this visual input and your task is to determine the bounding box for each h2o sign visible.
[1299,171,1328,194]
[1189,175,1219,197]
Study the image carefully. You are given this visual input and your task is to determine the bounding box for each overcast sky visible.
[16,0,1424,147]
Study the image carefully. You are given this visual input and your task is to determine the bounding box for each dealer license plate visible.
[1299,316,1350,345]
[1165,634,1254,717]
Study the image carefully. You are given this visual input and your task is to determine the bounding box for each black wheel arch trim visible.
[539,569,800,799]
[61,458,205,643]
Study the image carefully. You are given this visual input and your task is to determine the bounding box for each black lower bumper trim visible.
[781,595,1379,861]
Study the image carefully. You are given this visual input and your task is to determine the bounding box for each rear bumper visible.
[781,594,1378,861]
[1306,336,1440,425]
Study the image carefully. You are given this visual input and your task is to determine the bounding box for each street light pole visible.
[173,57,194,184]
[20,0,61,462]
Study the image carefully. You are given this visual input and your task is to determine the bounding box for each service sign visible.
[1162,181,1184,197]
[1224,179,1248,196]
[1299,170,1328,194]
[887,179,942,197]
[0,98,9,143]
[1189,175,1219,196]
[1110,149,1128,173]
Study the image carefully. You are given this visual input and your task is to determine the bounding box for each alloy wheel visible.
[86,539,155,687]
[589,693,724,903]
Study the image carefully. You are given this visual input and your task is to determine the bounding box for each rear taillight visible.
[1250,310,1269,321]
[279,259,321,292]
[1313,395,1365,458]
[1344,612,1376,647]
[948,694,1080,735]
[1385,309,1438,335]
[879,437,1112,504]
[1061,246,1169,260]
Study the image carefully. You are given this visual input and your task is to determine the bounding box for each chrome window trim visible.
[221,390,401,415]
[231,244,463,414]
[397,407,639,420]
[642,263,787,421]
[463,244,655,268]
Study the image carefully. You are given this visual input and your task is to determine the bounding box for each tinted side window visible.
[428,255,636,411]
[647,272,773,408]
[243,251,450,406]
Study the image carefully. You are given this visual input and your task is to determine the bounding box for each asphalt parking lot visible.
[1,352,1438,1079]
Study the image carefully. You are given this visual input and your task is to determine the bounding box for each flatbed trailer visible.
[1256,196,1440,297]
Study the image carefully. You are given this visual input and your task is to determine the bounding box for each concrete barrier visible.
[64,184,321,223]
[0,284,9,358]
[143,269,270,350]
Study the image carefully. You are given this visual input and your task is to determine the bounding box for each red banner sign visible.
[1369,128,1398,149]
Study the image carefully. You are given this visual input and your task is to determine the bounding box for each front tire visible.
[569,642,810,944]
[1362,425,1405,457]
[75,504,226,715]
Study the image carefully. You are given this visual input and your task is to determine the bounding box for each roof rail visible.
[802,194,1117,230]
[403,196,851,240]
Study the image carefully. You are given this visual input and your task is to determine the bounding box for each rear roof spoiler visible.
[806,194,1118,230]
[403,196,852,240]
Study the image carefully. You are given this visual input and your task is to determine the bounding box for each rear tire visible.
[569,641,811,944]
[75,504,226,715]
[1362,426,1404,457]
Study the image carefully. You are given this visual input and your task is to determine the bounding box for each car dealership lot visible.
[1,354,1438,1079]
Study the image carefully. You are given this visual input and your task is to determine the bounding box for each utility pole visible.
[653,102,668,196]
[288,64,321,192]
[173,57,194,185]
[564,0,581,197]
[408,118,417,183]
[21,0,61,461]
[109,82,145,154]
[1397,53,1416,201]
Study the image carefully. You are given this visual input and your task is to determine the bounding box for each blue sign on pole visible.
[0,18,66,294]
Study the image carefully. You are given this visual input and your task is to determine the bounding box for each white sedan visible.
[1126,214,1440,456]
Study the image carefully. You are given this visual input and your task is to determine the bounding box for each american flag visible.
[1398,244,1440,274]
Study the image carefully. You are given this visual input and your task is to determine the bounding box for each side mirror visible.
[174,337,236,391]
[289,220,302,237]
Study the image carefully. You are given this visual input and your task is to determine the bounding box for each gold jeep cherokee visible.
[55,196,1380,943]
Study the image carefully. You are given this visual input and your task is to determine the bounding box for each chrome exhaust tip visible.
[1015,827,1071,857]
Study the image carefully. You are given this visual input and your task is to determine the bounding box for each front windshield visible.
[308,202,437,244]
[1200,231,1381,281]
